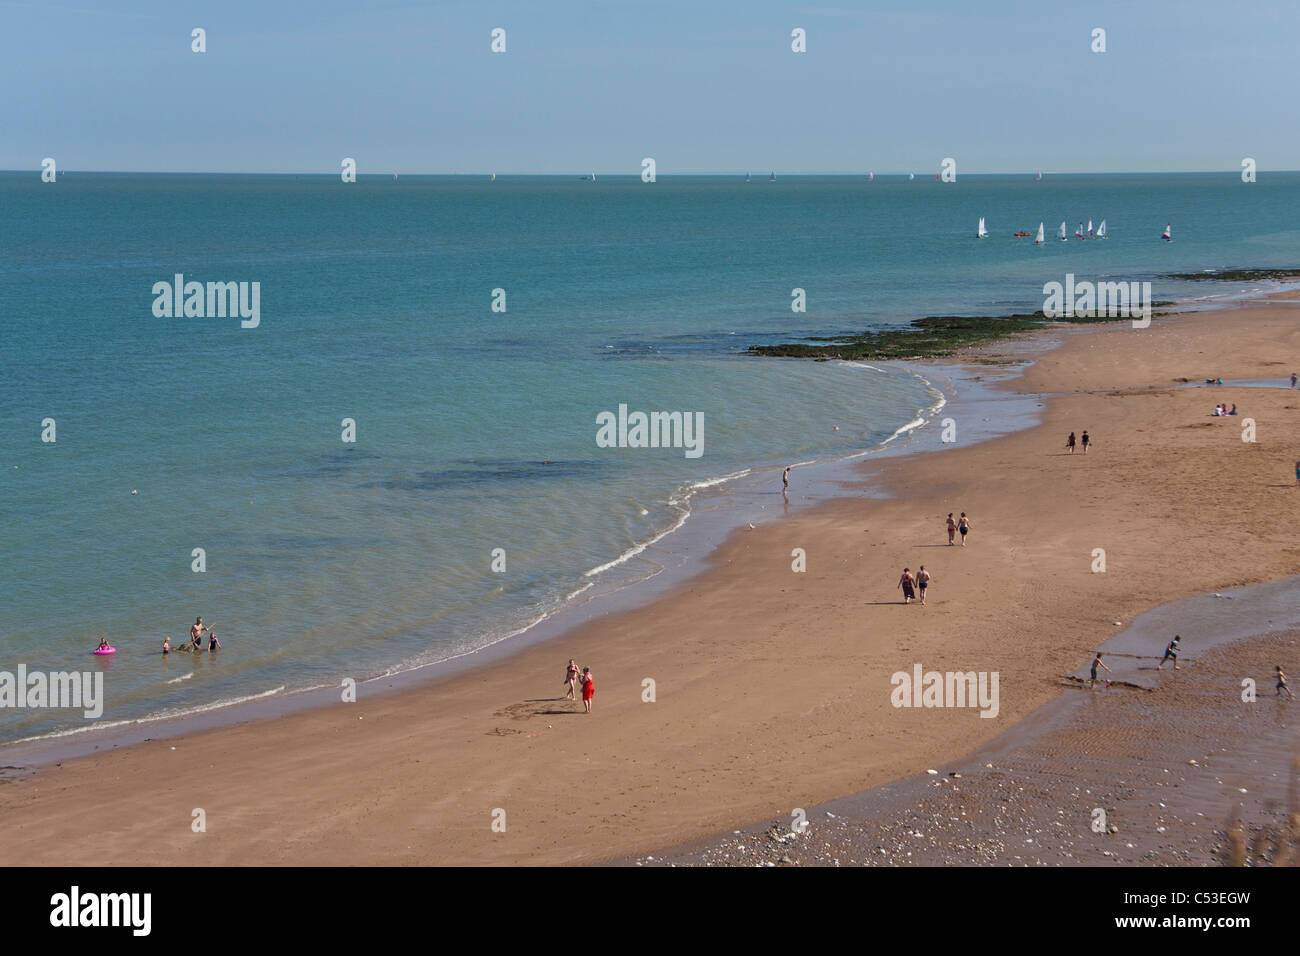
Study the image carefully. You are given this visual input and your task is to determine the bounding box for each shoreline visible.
[0,352,1024,764]
[2,292,1299,865]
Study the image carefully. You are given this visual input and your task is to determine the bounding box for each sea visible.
[3,170,1298,745]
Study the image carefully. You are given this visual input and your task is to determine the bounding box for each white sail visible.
[1075,222,1084,238]
[908,172,915,180]
[868,171,874,180]
[1162,223,1172,240]
[1087,218,1094,236]
[1035,222,1045,244]
[1097,219,1107,239]
[977,217,988,238]
[1058,222,1067,241]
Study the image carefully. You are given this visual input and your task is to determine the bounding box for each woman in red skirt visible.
[581,667,595,714]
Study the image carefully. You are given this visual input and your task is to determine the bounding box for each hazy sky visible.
[2,0,1295,174]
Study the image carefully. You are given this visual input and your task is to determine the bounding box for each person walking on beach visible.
[958,512,970,546]
[946,513,956,545]
[1090,652,1111,689]
[563,659,579,700]
[1156,635,1182,671]
[1081,430,1090,454]
[1291,372,1297,389]
[580,666,595,714]
[1277,666,1295,700]
[915,566,931,605]
[897,568,916,604]
[1066,432,1076,454]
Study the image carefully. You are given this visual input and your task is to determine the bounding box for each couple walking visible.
[945,512,970,546]
[563,659,596,713]
[897,566,931,605]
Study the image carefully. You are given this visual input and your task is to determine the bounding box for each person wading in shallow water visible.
[1156,635,1182,671]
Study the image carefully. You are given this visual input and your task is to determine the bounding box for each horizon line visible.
[5,168,1295,177]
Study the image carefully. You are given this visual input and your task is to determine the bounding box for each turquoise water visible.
[2,171,1297,743]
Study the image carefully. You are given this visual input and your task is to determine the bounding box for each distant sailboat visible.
[977,217,989,239]
[769,171,776,182]
[1096,219,1107,240]
[1058,222,1068,242]
[1034,222,1046,245]
[1162,223,1172,241]
[490,172,496,181]
[1036,171,1043,181]
[1087,218,1094,238]
[908,172,915,181]
[1075,222,1084,239]
[745,171,751,183]
[867,171,874,181]
[591,171,597,182]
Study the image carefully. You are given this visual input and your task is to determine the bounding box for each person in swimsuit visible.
[580,667,595,714]
[1066,432,1076,454]
[1081,430,1090,454]
[958,513,970,546]
[162,637,170,655]
[1090,653,1111,689]
[897,568,915,604]
[1292,373,1298,389]
[564,659,579,700]
[190,617,213,651]
[946,513,956,545]
[96,638,110,652]
[915,566,931,605]
[1277,666,1295,700]
[208,630,221,651]
[782,466,790,495]
[1156,635,1181,671]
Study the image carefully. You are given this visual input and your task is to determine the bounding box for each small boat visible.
[908,173,915,181]
[1058,222,1068,242]
[1075,222,1084,239]
[1013,231,1032,238]
[1087,218,1094,238]
[1034,222,1045,245]
[745,171,751,183]
[769,171,776,182]
[490,172,496,181]
[1036,171,1043,181]
[867,171,874,181]
[1162,223,1172,241]
[591,171,597,182]
[1096,219,1107,240]
[976,217,989,239]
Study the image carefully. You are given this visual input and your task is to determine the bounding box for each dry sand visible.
[2,298,1298,866]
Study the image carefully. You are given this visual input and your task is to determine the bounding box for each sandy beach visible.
[2,296,1299,866]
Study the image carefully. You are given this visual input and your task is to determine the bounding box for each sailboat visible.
[745,171,751,183]
[867,171,874,181]
[1162,223,1172,241]
[1036,171,1043,181]
[908,172,915,181]
[1058,222,1068,242]
[976,217,989,239]
[591,171,597,182]
[769,171,776,182]
[1096,220,1107,240]
[1034,222,1046,245]
[490,172,496,181]
[1086,218,1094,238]
[1075,222,1084,240]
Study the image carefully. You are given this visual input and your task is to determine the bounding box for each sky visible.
[1,0,1296,174]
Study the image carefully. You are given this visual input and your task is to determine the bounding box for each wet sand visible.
[2,297,1299,866]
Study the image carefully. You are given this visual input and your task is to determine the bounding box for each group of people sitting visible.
[1212,403,1238,416]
